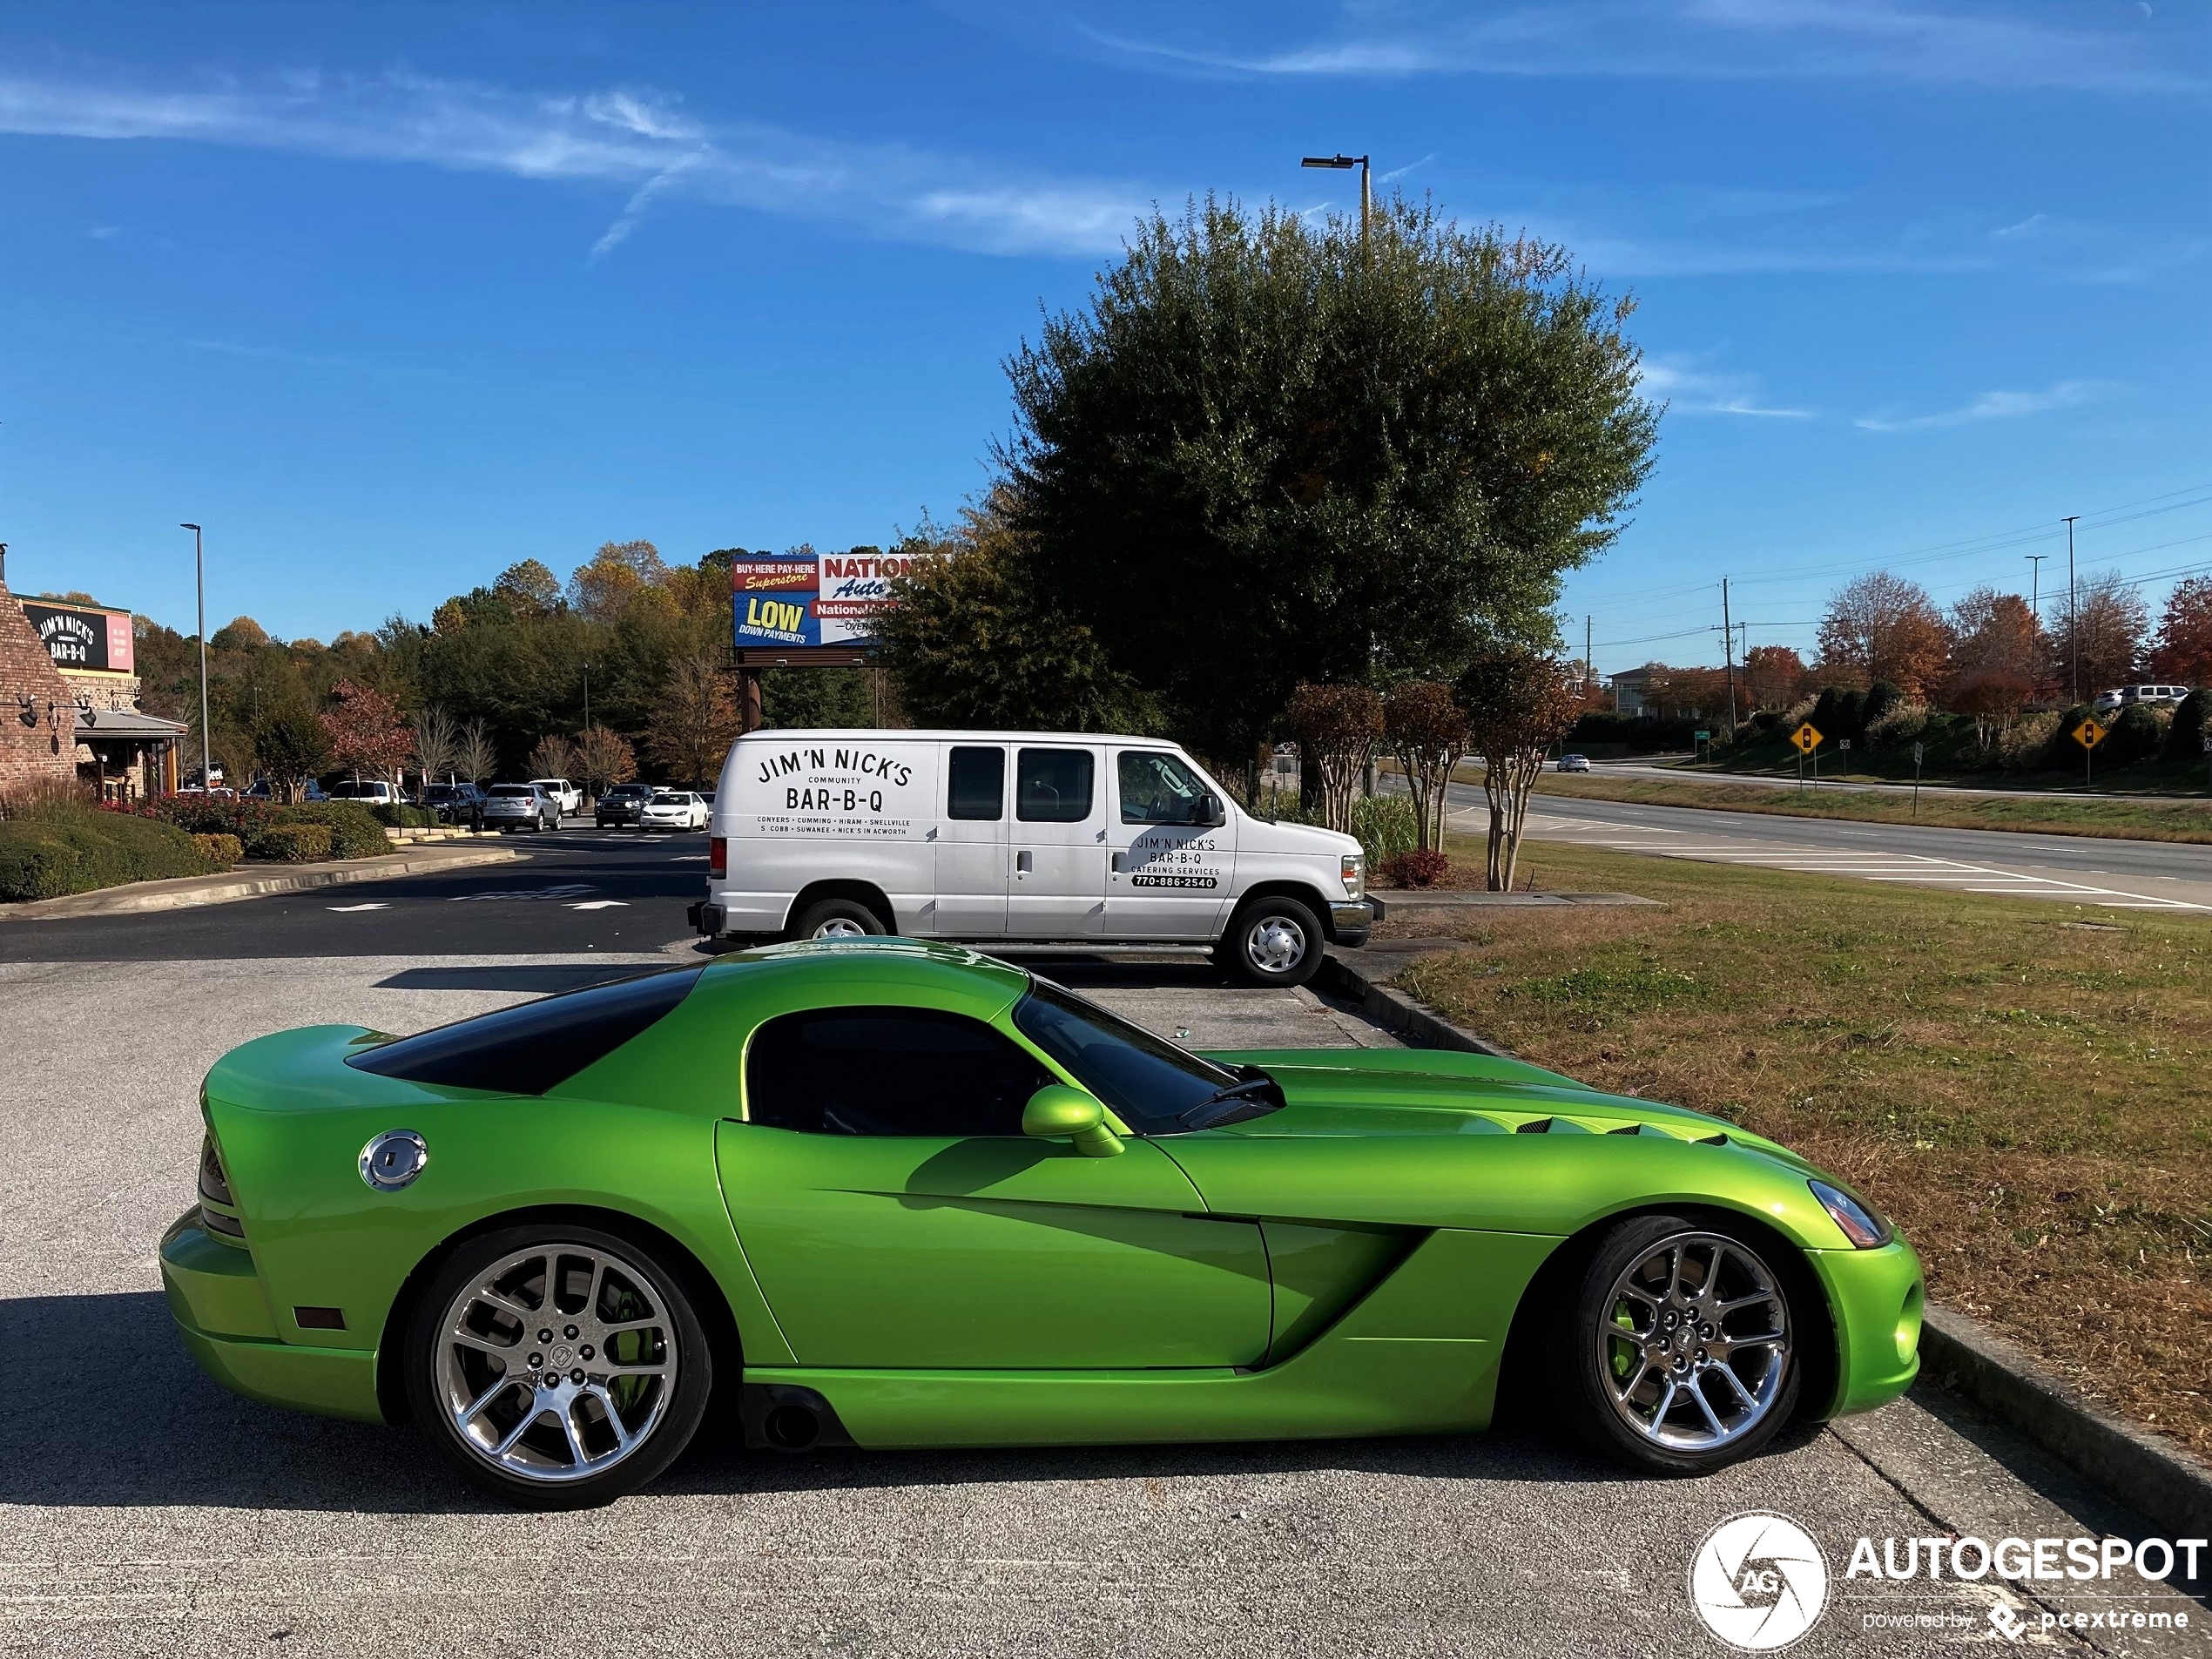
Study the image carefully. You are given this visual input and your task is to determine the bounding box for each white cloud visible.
[1854,379,2116,432]
[1081,0,2203,94]
[1639,358,1812,418]
[0,66,1151,259]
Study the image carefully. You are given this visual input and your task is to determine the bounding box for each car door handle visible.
[1016,850,1033,875]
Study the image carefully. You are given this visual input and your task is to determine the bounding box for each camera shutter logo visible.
[1689,1513,1830,1651]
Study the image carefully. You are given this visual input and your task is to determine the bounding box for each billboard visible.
[732,550,911,649]
[22,602,134,674]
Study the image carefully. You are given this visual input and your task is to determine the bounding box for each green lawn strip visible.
[1527,772,2212,845]
[1386,836,2212,1459]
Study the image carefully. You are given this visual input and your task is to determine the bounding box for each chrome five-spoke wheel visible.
[1597,1231,1790,1453]
[435,1242,675,1484]
[1549,1213,1804,1474]
[408,1225,711,1507]
[813,916,869,939]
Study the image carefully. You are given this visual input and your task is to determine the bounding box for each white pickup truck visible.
[529,777,583,816]
[686,729,1379,988]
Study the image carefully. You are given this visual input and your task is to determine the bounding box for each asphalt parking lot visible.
[0,833,2202,1655]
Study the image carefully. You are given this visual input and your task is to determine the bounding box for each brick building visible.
[0,552,82,795]
[2,556,186,799]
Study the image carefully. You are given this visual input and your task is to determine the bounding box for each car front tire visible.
[1541,1212,1803,1475]
[404,1223,713,1510]
[1217,894,1325,988]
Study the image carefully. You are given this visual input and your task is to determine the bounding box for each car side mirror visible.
[1022,1085,1124,1157]
[1196,792,1226,828]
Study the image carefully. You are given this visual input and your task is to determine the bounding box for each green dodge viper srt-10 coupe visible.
[162,940,1922,1508]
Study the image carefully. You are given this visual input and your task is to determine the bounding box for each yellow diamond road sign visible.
[1791,723,1823,754]
[2074,718,2107,750]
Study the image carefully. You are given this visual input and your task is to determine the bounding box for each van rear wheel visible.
[1217,894,1324,988]
[790,898,886,941]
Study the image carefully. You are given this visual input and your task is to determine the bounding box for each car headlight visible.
[1340,853,1364,899]
[1810,1179,1892,1248]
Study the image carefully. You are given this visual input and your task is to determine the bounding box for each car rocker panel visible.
[162,941,1921,1506]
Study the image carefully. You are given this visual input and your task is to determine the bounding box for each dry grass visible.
[1384,837,2212,1459]
[1529,771,2212,846]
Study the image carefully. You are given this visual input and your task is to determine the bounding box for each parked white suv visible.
[687,730,1379,987]
[2093,685,2190,714]
[327,779,400,806]
[529,777,583,816]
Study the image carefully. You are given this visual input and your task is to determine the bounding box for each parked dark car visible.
[420,782,488,828]
[595,782,652,828]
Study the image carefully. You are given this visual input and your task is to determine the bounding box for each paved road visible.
[0,835,2202,1654]
[1576,759,2196,804]
[1438,783,2212,913]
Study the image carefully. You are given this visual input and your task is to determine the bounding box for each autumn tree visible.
[1946,588,2042,686]
[1383,681,1467,852]
[493,559,563,618]
[2148,577,2212,685]
[320,678,412,784]
[568,539,670,621]
[1286,683,1383,835]
[572,725,637,797]
[1741,645,1809,711]
[527,733,579,782]
[644,655,738,786]
[1461,650,1580,892]
[2054,570,2148,697]
[253,704,329,803]
[1817,572,1951,698]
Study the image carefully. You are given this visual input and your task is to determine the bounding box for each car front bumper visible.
[159,1208,385,1424]
[1807,1234,1924,1419]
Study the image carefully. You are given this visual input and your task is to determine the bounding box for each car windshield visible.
[1011,977,1281,1134]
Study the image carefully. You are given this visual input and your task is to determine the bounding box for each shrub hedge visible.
[142,797,389,860]
[190,833,244,866]
[0,807,219,902]
[260,823,335,862]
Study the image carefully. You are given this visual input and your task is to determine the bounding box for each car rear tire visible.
[404,1223,713,1510]
[1541,1212,1803,1475]
[1216,894,1325,988]
[790,898,886,941]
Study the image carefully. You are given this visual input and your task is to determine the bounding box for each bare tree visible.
[2054,570,2149,698]
[411,705,458,791]
[1383,682,1467,852]
[527,732,578,782]
[1286,683,1382,834]
[454,718,498,786]
[1462,651,1581,892]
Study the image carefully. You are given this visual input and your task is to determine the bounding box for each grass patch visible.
[1389,836,2212,1457]
[1532,771,2212,846]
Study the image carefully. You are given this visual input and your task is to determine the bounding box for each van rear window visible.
[346,968,704,1095]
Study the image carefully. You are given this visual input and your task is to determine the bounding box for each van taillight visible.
[709,836,726,879]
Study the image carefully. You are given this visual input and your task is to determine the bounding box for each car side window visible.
[1016,748,1094,823]
[1117,752,1207,825]
[745,1007,1055,1137]
[948,746,1005,820]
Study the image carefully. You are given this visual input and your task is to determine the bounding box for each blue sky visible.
[1,1,2206,676]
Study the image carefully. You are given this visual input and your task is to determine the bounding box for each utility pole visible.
[2063,516,2080,702]
[1584,615,1594,700]
[180,523,208,787]
[2026,554,2046,622]
[1721,578,1738,739]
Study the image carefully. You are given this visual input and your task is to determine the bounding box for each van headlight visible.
[1341,853,1365,899]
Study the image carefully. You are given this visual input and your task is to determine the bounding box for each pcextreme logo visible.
[1689,1513,1830,1651]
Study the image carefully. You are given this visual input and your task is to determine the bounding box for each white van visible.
[687,730,1380,987]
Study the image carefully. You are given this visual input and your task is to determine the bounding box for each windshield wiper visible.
[1178,1072,1281,1128]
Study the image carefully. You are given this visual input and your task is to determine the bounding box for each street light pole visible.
[180,523,208,787]
[2063,516,2080,703]
[1300,152,1372,244]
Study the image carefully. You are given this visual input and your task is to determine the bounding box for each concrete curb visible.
[1320,950,1511,1057]
[1919,1305,2212,1541]
[1328,945,2212,1540]
[0,844,525,920]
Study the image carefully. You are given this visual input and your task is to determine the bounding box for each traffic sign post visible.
[1912,740,1924,818]
[2072,717,2106,787]
[1694,728,1711,764]
[1791,722,1823,788]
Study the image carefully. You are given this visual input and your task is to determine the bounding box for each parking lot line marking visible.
[326,902,390,913]
[567,900,630,910]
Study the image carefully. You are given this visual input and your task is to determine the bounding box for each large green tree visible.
[998,196,1657,755]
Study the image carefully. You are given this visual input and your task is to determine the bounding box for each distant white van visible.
[688,730,1380,986]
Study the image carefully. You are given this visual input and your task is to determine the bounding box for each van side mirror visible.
[1022,1085,1124,1157]
[1195,792,1226,827]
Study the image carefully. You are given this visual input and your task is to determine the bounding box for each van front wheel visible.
[1217,895,1324,988]
[790,898,886,941]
